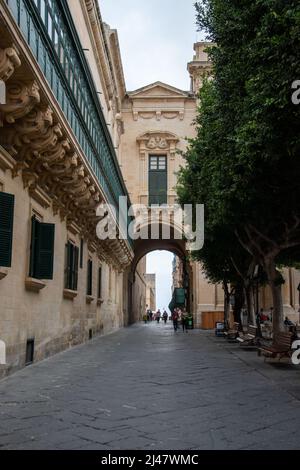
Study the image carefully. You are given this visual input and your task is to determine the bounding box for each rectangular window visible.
[0,191,15,267]
[87,259,93,296]
[59,45,64,67]
[25,339,34,365]
[47,12,53,39]
[64,241,79,291]
[69,67,73,89]
[97,266,102,299]
[54,27,59,53]
[148,155,167,205]
[29,216,55,279]
[40,0,46,23]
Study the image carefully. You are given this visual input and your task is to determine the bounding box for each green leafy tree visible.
[178,0,300,335]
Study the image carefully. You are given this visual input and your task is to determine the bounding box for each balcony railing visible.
[5,0,132,245]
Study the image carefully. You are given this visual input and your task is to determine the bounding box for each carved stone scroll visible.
[0,81,40,125]
[0,45,21,82]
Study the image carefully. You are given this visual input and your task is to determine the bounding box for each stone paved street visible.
[0,323,300,450]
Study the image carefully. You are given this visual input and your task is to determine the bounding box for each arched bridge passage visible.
[130,216,188,274]
[132,238,186,275]
[126,220,194,325]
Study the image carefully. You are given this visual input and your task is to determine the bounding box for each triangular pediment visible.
[128,81,190,99]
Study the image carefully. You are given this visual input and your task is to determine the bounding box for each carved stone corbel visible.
[43,152,78,176]
[0,45,21,82]
[22,168,39,189]
[0,81,40,125]
[8,106,53,147]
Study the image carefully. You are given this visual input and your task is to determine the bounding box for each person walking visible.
[156,309,161,323]
[162,309,168,324]
[181,310,188,333]
[172,308,179,332]
[146,307,152,322]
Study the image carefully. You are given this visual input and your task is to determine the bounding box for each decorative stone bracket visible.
[86,295,95,304]
[0,268,8,280]
[25,277,46,292]
[63,289,78,300]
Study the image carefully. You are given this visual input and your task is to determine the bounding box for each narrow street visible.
[0,323,300,450]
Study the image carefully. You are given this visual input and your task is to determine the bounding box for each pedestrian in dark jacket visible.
[172,309,179,331]
[162,310,168,324]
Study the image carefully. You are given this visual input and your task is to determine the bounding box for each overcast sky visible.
[146,251,174,313]
[99,1,199,312]
[99,0,201,91]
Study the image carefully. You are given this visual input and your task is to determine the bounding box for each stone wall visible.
[0,151,127,378]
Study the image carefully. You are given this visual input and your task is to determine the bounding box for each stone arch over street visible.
[127,217,194,324]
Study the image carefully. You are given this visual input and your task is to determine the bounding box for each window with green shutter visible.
[29,216,55,279]
[149,155,167,205]
[87,258,93,296]
[79,238,84,269]
[65,241,79,291]
[0,191,15,267]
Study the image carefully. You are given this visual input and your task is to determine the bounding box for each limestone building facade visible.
[0,0,142,377]
[0,0,299,380]
[145,273,156,313]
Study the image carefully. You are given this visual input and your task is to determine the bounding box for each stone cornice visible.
[106,27,127,110]
[0,145,16,171]
[127,81,192,99]
[83,0,114,108]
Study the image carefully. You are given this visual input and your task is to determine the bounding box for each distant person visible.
[172,308,179,332]
[284,316,294,326]
[146,308,152,322]
[156,309,161,323]
[284,317,296,336]
[259,308,269,323]
[162,309,168,324]
[269,307,274,322]
[181,310,188,333]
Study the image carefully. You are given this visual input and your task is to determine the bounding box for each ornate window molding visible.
[136,131,179,151]
[136,132,180,205]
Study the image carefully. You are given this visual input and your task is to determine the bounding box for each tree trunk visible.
[264,258,284,337]
[245,285,256,325]
[223,282,230,329]
[233,281,244,324]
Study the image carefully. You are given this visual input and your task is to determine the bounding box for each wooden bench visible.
[237,325,258,347]
[258,331,293,360]
[224,322,240,340]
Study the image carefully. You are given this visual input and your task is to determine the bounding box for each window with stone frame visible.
[64,241,79,291]
[148,155,167,205]
[0,191,15,268]
[29,215,55,280]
